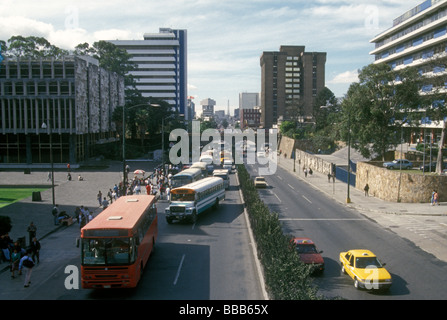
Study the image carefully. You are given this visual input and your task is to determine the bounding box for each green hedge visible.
[237,164,321,300]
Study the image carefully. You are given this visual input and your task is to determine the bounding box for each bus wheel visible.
[213,198,219,209]
[190,211,197,223]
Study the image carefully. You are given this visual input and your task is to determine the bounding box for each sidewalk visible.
[277,156,447,217]
[0,160,160,272]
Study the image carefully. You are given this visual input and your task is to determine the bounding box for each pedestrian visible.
[146,183,151,195]
[166,186,171,201]
[108,189,113,203]
[79,211,87,229]
[52,204,59,225]
[67,163,70,172]
[364,183,369,197]
[102,197,109,210]
[434,190,439,206]
[19,249,35,288]
[309,168,313,176]
[29,237,40,264]
[47,171,52,181]
[328,173,331,182]
[97,191,102,206]
[303,167,308,177]
[1,233,13,262]
[10,247,21,278]
[27,222,37,246]
[431,190,436,206]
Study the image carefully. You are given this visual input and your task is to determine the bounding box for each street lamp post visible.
[122,103,160,195]
[41,122,55,206]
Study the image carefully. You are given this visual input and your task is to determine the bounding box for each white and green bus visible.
[165,177,225,224]
[170,167,203,189]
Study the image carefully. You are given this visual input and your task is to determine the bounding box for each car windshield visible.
[355,256,383,268]
[256,177,265,181]
[296,244,318,254]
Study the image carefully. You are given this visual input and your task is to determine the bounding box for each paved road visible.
[276,156,447,264]
[248,161,447,299]
[0,161,265,301]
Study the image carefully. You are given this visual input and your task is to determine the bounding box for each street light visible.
[122,103,160,195]
[41,122,55,206]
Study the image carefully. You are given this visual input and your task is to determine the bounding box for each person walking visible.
[364,183,369,197]
[52,204,59,225]
[27,222,37,246]
[102,197,109,210]
[29,237,41,264]
[10,248,21,279]
[19,249,35,287]
[97,191,102,206]
[434,190,439,206]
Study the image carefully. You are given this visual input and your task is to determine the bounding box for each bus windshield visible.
[82,238,134,265]
[171,192,195,202]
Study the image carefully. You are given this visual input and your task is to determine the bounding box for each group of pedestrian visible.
[303,167,313,177]
[74,206,94,229]
[1,223,41,288]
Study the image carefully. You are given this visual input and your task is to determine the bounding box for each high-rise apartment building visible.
[109,28,188,119]
[370,0,447,141]
[260,46,326,129]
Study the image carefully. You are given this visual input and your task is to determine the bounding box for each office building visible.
[260,46,326,129]
[201,98,216,120]
[239,92,261,129]
[370,0,447,142]
[0,55,124,165]
[109,28,188,118]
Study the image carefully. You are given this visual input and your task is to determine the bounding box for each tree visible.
[74,41,135,79]
[313,87,339,132]
[339,63,423,161]
[0,216,12,236]
[2,35,68,59]
[421,50,447,174]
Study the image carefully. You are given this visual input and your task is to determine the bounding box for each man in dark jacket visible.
[29,237,41,264]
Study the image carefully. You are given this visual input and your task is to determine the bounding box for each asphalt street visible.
[0,155,446,299]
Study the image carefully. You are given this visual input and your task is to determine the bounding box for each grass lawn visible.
[0,187,49,208]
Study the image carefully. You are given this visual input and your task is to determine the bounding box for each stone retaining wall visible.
[356,162,447,203]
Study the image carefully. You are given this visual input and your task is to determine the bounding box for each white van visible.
[213,169,229,189]
[223,159,233,173]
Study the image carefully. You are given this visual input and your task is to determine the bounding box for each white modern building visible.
[370,0,447,141]
[108,28,188,119]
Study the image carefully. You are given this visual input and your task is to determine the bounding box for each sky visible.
[0,0,424,113]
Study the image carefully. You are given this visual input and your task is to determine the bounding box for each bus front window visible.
[82,238,133,265]
[171,193,195,202]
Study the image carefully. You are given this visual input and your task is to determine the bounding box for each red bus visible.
[80,195,157,289]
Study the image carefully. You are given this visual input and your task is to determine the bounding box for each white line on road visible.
[173,254,186,285]
[288,184,295,190]
[302,195,312,203]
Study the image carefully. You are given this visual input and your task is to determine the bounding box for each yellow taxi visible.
[339,249,392,291]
